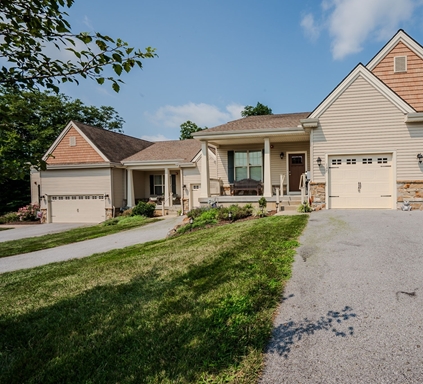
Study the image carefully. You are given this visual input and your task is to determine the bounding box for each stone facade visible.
[397,180,423,210]
[309,182,326,210]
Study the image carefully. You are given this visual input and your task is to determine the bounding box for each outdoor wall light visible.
[418,153,423,164]
[228,211,232,220]
[104,194,109,198]
[280,152,284,160]
[189,217,194,225]
[317,157,322,167]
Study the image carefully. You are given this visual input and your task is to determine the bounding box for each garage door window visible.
[346,159,356,165]
[362,158,373,164]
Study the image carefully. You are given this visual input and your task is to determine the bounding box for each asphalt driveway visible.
[261,209,423,383]
[0,216,184,274]
[0,223,89,242]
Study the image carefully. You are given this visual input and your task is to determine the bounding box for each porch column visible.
[200,140,210,198]
[164,168,170,207]
[263,138,272,197]
[127,169,135,207]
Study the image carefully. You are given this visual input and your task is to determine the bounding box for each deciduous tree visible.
[179,121,205,140]
[241,102,273,117]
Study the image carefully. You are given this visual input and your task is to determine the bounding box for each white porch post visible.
[200,140,210,198]
[164,168,170,207]
[263,138,272,197]
[127,169,135,207]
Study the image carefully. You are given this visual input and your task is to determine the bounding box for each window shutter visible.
[149,175,154,195]
[171,175,176,194]
[228,151,234,183]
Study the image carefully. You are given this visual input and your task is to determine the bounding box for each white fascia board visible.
[191,148,216,163]
[367,30,423,70]
[309,64,414,119]
[405,113,423,123]
[300,118,319,129]
[193,127,306,141]
[46,163,113,170]
[178,162,196,168]
[123,160,183,167]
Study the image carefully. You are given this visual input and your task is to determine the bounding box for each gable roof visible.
[367,29,423,70]
[308,63,414,119]
[123,139,201,163]
[194,113,310,135]
[72,121,153,163]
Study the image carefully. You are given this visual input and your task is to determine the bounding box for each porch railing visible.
[299,173,307,204]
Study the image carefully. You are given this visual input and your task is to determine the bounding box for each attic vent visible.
[394,56,407,73]
[69,136,76,146]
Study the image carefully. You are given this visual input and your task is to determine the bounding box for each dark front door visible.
[289,153,306,192]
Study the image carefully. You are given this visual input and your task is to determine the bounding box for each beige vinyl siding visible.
[216,143,310,187]
[112,168,125,208]
[30,170,41,204]
[40,168,111,208]
[183,164,201,186]
[313,75,423,182]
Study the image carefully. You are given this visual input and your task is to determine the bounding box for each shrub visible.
[297,202,312,213]
[0,212,19,224]
[132,201,156,217]
[187,207,209,219]
[17,203,39,221]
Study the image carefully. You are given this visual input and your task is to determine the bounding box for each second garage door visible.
[51,195,106,223]
[328,154,393,209]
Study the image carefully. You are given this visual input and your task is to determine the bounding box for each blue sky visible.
[60,0,423,140]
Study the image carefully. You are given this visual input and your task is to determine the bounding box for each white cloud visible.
[301,13,321,41]
[301,0,419,60]
[145,102,244,129]
[140,134,169,142]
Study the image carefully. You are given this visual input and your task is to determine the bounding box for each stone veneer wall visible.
[309,182,326,210]
[397,180,423,210]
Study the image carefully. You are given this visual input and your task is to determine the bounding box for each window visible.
[362,158,373,164]
[346,159,356,165]
[378,158,388,164]
[153,175,165,195]
[331,159,341,165]
[234,150,262,181]
[71,196,77,200]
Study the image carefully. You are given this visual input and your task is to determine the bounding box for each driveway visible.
[0,216,184,274]
[261,210,423,383]
[0,223,89,242]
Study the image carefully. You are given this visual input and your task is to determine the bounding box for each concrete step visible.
[280,205,300,212]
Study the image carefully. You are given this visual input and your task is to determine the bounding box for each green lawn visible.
[0,216,159,258]
[0,215,308,384]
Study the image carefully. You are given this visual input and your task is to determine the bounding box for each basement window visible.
[394,56,407,73]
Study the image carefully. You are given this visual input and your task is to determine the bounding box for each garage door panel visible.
[328,154,393,209]
[51,195,105,223]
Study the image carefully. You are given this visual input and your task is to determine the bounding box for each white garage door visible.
[328,154,393,209]
[51,195,106,223]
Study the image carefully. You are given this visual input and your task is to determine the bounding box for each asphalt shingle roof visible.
[123,139,201,163]
[73,121,153,163]
[197,112,311,133]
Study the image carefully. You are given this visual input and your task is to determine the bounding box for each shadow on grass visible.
[266,306,357,359]
[0,250,272,383]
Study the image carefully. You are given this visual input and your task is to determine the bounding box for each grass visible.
[0,216,159,258]
[0,215,308,384]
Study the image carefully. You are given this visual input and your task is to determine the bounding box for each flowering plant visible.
[17,203,40,221]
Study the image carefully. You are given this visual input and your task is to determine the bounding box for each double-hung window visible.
[153,175,165,195]
[234,150,262,181]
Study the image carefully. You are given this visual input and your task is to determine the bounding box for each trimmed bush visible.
[132,201,156,217]
[17,203,39,221]
[0,212,19,224]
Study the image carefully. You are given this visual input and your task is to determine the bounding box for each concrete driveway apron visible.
[261,210,423,384]
[0,216,184,274]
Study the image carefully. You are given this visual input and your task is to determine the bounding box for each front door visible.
[289,153,306,192]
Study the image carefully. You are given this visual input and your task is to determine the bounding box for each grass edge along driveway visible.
[0,216,160,258]
[0,215,308,384]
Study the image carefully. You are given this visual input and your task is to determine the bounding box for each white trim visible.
[191,148,216,163]
[46,163,116,170]
[367,30,423,70]
[193,127,306,140]
[324,150,396,210]
[286,151,308,195]
[405,113,423,123]
[309,64,414,119]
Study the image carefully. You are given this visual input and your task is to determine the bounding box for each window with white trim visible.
[153,175,165,195]
[234,150,262,181]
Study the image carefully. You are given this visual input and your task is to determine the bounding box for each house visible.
[193,29,423,211]
[32,121,218,223]
[32,29,423,222]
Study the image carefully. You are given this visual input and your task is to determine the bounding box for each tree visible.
[0,0,156,93]
[0,88,125,214]
[179,120,205,140]
[241,102,273,117]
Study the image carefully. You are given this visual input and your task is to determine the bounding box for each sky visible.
[58,0,423,141]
